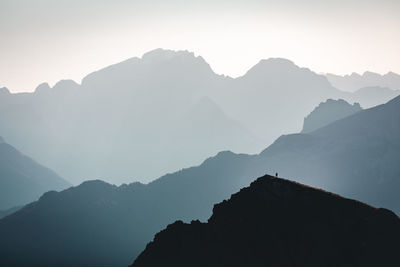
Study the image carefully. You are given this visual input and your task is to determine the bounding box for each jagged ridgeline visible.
[1,49,398,185]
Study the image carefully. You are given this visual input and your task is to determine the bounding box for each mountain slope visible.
[326,71,400,92]
[0,206,21,219]
[211,58,345,143]
[0,49,261,184]
[0,152,264,267]
[0,95,399,266]
[302,99,362,133]
[132,175,400,267]
[346,86,400,108]
[0,137,70,209]
[260,95,400,213]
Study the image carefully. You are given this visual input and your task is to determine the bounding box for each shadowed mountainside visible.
[0,206,21,219]
[0,95,399,266]
[302,99,362,133]
[0,152,263,267]
[0,137,70,210]
[132,175,400,267]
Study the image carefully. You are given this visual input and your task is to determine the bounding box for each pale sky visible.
[1,0,399,92]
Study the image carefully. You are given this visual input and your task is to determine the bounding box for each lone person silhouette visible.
[275,172,278,177]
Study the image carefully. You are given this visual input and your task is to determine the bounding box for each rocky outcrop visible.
[302,99,361,133]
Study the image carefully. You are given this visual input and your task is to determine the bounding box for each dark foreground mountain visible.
[0,137,70,210]
[302,99,362,133]
[132,175,400,267]
[0,96,399,266]
[0,206,21,219]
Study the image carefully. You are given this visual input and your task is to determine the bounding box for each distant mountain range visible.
[302,99,362,133]
[0,137,70,210]
[1,94,399,266]
[326,71,400,92]
[0,49,398,184]
[132,175,400,267]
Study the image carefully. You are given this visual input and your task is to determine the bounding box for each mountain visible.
[302,99,362,133]
[0,49,261,184]
[2,49,395,185]
[0,95,399,266]
[0,206,21,219]
[346,86,400,108]
[132,175,400,267]
[0,87,10,95]
[210,58,345,145]
[326,71,400,92]
[260,95,400,213]
[0,152,264,267]
[0,137,70,210]
[1,95,400,266]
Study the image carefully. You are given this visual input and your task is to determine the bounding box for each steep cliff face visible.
[132,175,400,267]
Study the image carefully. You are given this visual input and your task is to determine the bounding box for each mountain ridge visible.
[0,95,399,265]
[0,138,70,210]
[132,175,400,267]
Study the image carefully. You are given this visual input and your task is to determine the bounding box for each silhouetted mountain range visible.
[132,175,400,267]
[0,137,70,210]
[302,99,362,133]
[0,95,399,266]
[0,49,397,184]
[260,95,400,213]
[326,71,400,92]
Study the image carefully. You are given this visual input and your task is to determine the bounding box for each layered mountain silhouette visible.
[132,175,400,267]
[346,86,400,108]
[326,71,400,92]
[0,49,396,184]
[0,95,399,266]
[0,151,262,267]
[0,136,70,210]
[302,99,362,133]
[260,95,400,214]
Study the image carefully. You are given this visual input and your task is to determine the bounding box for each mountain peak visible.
[34,82,51,93]
[0,87,10,95]
[142,48,196,60]
[141,48,212,72]
[247,57,297,73]
[302,99,362,133]
[242,57,319,80]
[52,79,80,91]
[132,174,400,267]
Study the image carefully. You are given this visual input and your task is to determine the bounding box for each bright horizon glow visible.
[1,0,399,93]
